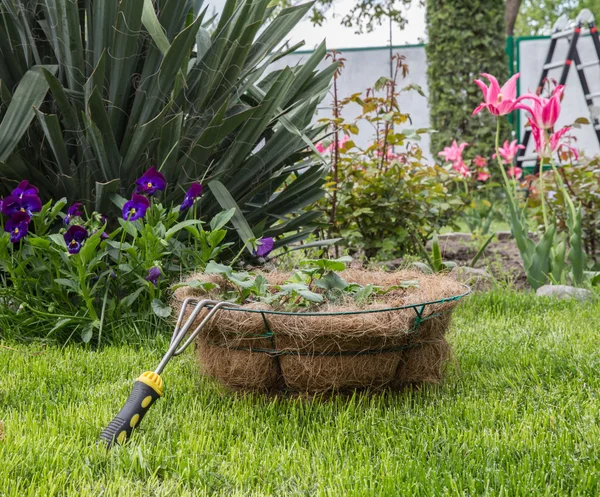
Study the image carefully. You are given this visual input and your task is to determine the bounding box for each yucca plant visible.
[0,0,335,248]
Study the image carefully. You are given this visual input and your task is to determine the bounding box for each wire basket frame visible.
[198,285,471,358]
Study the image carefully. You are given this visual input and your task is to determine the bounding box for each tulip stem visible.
[494,120,512,194]
[538,132,549,230]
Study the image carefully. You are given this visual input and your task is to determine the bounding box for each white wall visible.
[272,36,600,162]
[270,45,432,159]
[517,35,600,161]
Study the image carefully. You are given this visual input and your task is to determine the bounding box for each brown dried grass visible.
[174,269,467,393]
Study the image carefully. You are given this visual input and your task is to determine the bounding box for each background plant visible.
[0,176,239,344]
[0,0,334,249]
[426,0,511,158]
[528,158,600,266]
[313,54,466,261]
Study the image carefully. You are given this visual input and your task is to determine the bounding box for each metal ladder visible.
[516,9,600,169]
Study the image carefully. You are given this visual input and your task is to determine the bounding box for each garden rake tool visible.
[99,298,238,448]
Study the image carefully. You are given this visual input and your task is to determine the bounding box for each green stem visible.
[77,256,98,321]
[494,120,512,190]
[230,242,249,266]
[538,132,549,229]
[97,281,110,348]
[549,159,577,219]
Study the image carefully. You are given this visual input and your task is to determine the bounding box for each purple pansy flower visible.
[123,194,151,221]
[135,167,166,196]
[6,212,31,243]
[1,194,42,217]
[64,225,88,255]
[64,202,84,225]
[254,237,274,258]
[146,267,161,286]
[12,180,38,199]
[180,183,203,211]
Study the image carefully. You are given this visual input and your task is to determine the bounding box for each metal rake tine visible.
[173,301,239,356]
[169,298,217,347]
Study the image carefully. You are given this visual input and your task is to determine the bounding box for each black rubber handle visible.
[99,380,161,447]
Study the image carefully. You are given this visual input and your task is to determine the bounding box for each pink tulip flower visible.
[493,139,525,164]
[516,85,564,130]
[530,122,578,160]
[477,171,491,182]
[438,140,468,163]
[507,166,523,180]
[473,73,521,116]
[474,155,488,168]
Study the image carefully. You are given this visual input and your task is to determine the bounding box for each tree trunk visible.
[505,0,522,35]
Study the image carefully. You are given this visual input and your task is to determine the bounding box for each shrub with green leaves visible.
[313,55,466,260]
[426,0,511,157]
[0,0,334,249]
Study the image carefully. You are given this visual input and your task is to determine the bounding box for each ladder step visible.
[551,27,590,39]
[552,28,576,39]
[543,61,565,70]
[517,155,539,163]
[585,91,600,99]
[577,60,599,69]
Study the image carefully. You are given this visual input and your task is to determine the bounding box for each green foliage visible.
[314,55,466,260]
[334,156,464,260]
[3,291,600,495]
[528,159,600,265]
[413,231,493,274]
[426,0,510,157]
[0,0,333,244]
[0,196,233,344]
[195,256,418,307]
[515,0,600,36]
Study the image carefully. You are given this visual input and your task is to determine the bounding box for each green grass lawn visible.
[2,291,600,496]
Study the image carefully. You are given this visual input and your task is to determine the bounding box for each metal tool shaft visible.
[155,298,239,374]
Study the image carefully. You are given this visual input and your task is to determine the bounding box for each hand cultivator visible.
[99,298,237,448]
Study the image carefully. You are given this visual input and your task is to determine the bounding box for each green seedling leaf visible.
[297,290,324,303]
[253,274,269,296]
[354,284,373,304]
[228,273,256,289]
[314,271,348,291]
[205,261,233,276]
[300,256,352,273]
[210,208,236,231]
[412,261,433,274]
[152,298,172,318]
[431,233,443,272]
[171,280,219,292]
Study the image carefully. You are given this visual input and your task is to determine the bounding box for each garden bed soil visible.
[173,270,468,393]
[387,232,528,289]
